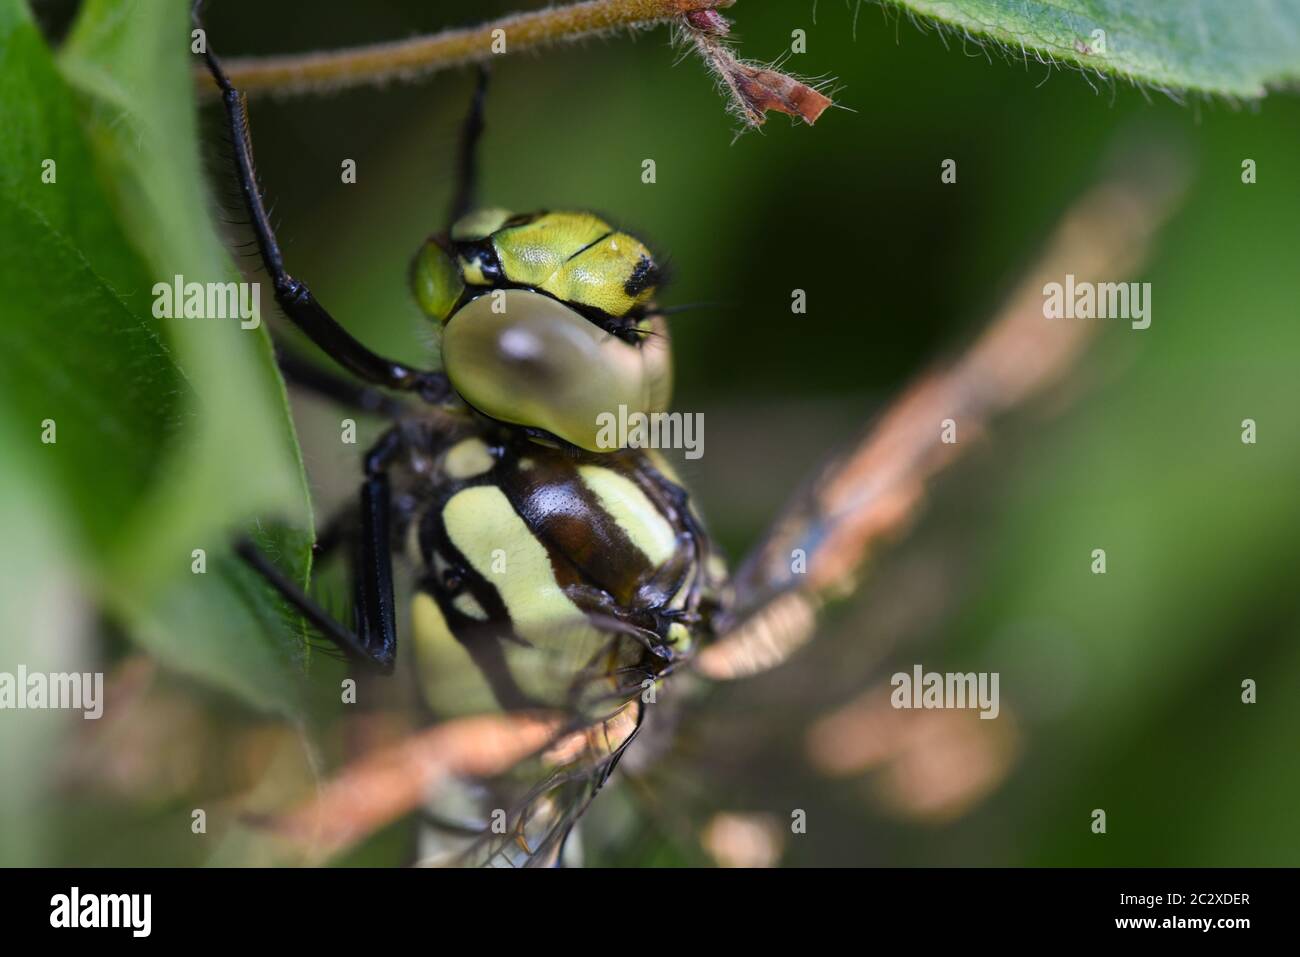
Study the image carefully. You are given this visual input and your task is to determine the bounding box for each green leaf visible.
[0,2,184,547]
[879,0,1300,98]
[0,0,315,712]
[0,412,88,865]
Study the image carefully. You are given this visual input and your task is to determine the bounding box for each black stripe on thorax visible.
[493,447,661,608]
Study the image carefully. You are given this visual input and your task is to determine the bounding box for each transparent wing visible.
[255,610,667,867]
[413,612,669,868]
[419,696,644,868]
[699,157,1187,680]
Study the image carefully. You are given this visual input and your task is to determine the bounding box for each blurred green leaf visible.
[0,412,89,866]
[0,0,315,712]
[881,0,1300,97]
[0,0,184,546]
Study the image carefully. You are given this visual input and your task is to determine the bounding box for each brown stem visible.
[257,712,565,861]
[196,0,734,97]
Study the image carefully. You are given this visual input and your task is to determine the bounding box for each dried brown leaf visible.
[684,18,833,128]
[730,60,834,125]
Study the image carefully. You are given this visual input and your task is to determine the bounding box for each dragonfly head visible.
[411,210,672,451]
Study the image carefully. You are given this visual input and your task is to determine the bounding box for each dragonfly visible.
[198,12,1183,866]
[201,11,729,865]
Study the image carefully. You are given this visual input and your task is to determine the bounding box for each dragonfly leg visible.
[194,7,450,403]
[236,428,407,673]
[636,464,710,619]
[274,337,412,420]
[449,66,491,226]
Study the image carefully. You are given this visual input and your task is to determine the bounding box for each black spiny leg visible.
[640,466,710,631]
[195,7,448,403]
[449,67,490,226]
[273,337,411,419]
[350,430,405,668]
[236,429,406,673]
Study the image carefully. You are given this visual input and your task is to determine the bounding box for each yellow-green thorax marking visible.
[407,433,713,718]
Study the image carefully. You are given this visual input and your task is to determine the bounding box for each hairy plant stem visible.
[196,0,733,97]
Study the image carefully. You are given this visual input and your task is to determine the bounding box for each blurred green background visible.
[4,0,1298,866]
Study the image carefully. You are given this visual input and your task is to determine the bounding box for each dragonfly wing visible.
[701,161,1187,680]
[419,696,644,868]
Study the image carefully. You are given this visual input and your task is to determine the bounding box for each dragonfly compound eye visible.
[442,289,672,451]
[410,239,466,322]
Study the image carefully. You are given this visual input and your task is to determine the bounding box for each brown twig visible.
[259,711,563,860]
[193,0,834,126]
[196,0,734,97]
[696,152,1188,679]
